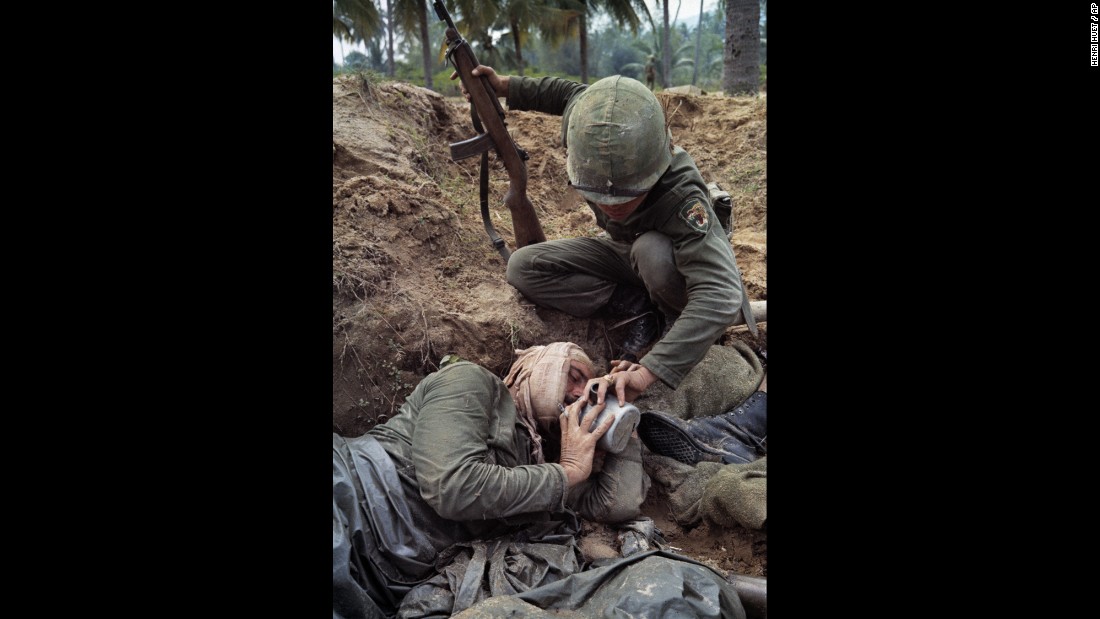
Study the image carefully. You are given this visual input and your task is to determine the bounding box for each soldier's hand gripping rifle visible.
[433,0,546,263]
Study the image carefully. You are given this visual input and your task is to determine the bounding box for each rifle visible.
[432,0,546,263]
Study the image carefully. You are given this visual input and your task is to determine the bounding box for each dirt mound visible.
[332,73,767,576]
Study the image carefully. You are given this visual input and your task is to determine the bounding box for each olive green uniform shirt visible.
[369,362,647,557]
[506,77,744,388]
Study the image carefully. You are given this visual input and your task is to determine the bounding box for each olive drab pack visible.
[706,181,759,336]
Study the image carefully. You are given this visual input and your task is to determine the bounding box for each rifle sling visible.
[737,264,759,336]
[471,107,511,263]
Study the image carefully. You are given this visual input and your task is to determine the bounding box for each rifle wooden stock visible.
[443,27,546,248]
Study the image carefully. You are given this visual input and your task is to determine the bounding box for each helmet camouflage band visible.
[565,75,672,206]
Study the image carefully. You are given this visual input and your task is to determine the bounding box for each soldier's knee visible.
[631,232,685,308]
[647,270,684,301]
[506,245,537,289]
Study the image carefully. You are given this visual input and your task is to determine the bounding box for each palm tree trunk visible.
[579,11,588,84]
[387,0,395,77]
[722,0,760,95]
[511,18,525,76]
[692,0,703,85]
[662,0,672,88]
[419,0,433,90]
[339,37,346,66]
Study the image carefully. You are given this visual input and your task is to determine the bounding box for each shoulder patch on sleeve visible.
[679,201,710,233]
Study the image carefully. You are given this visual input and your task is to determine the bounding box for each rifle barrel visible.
[433,1,457,31]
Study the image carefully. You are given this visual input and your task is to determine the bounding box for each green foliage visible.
[613,24,699,86]
[589,22,646,77]
[381,358,414,394]
[433,68,463,97]
[334,1,766,93]
[344,50,369,71]
[439,354,465,369]
[334,0,382,43]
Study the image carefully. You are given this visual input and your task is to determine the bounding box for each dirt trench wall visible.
[332,75,767,438]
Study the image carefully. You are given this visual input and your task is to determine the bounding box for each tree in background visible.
[572,0,652,84]
[448,0,507,72]
[759,0,766,66]
[589,25,648,80]
[529,0,583,76]
[497,0,536,75]
[344,50,370,71]
[494,0,585,76]
[660,0,671,88]
[385,0,397,76]
[619,27,696,88]
[334,0,764,94]
[692,0,704,85]
[391,0,439,89]
[488,0,549,76]
[334,0,382,66]
[363,35,391,72]
[697,15,728,87]
[447,0,501,38]
[522,18,580,76]
[722,0,760,94]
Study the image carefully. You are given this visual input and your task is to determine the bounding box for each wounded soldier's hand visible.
[558,396,614,488]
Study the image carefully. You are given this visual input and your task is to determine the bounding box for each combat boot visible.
[727,574,767,619]
[638,391,767,465]
[606,284,659,362]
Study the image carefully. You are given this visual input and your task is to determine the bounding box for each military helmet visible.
[564,75,672,205]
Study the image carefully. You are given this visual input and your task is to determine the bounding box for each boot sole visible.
[638,412,731,466]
